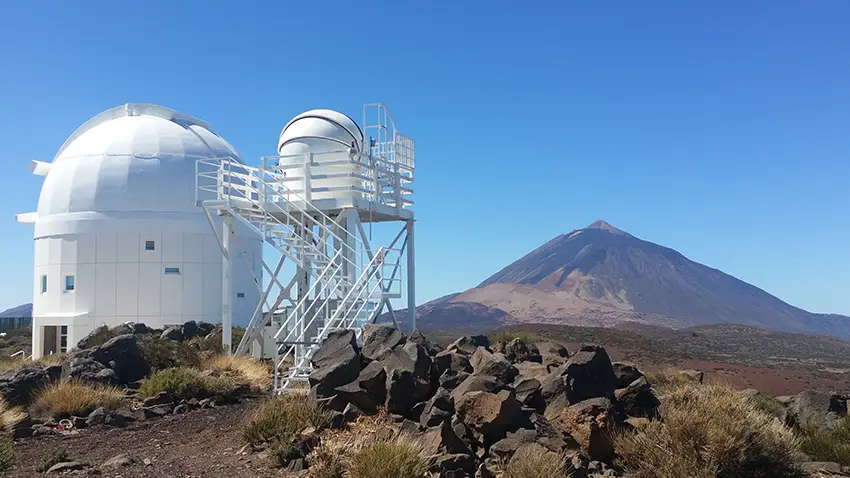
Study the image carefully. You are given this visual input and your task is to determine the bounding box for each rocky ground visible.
[3,322,850,477]
[13,401,280,477]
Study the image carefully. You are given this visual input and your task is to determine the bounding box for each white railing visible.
[275,249,392,390]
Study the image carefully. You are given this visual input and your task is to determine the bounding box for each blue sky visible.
[1,1,848,316]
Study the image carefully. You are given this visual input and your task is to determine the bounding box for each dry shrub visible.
[749,393,786,420]
[310,414,426,478]
[139,367,235,401]
[0,354,64,374]
[0,399,25,432]
[797,415,850,466]
[0,437,14,475]
[308,447,347,478]
[503,443,572,478]
[615,383,804,478]
[243,393,332,445]
[643,369,701,394]
[32,381,124,419]
[137,335,201,371]
[202,355,271,390]
[348,435,428,478]
[36,448,69,473]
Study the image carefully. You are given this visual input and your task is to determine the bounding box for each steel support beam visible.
[406,219,416,333]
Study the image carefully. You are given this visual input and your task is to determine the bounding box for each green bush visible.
[0,437,14,476]
[348,439,428,478]
[139,367,234,401]
[137,335,202,371]
[36,449,69,473]
[748,394,786,420]
[797,415,850,466]
[243,394,331,446]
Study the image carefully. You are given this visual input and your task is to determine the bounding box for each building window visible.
[145,240,155,251]
[40,275,47,294]
[164,267,180,275]
[60,325,68,353]
[237,292,245,298]
[64,275,75,292]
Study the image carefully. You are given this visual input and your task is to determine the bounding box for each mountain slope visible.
[0,303,32,318]
[429,220,850,338]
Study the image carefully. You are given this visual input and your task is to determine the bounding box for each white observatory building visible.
[17,104,262,359]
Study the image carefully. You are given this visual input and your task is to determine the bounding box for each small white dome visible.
[278,109,364,157]
[37,103,241,220]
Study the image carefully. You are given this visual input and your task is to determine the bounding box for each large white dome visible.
[36,103,241,229]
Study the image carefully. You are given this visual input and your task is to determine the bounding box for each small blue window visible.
[40,275,47,294]
[237,292,245,298]
[164,267,180,275]
[64,275,75,292]
[145,241,155,251]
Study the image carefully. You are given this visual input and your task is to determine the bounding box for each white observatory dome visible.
[277,109,365,202]
[278,109,364,155]
[26,103,262,359]
[36,104,241,235]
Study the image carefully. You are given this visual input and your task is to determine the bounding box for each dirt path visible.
[13,400,287,477]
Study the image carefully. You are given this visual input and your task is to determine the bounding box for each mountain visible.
[415,220,850,339]
[0,303,31,318]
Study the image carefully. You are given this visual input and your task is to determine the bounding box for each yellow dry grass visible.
[202,355,272,390]
[31,381,124,419]
[614,382,804,478]
[0,398,25,432]
[0,354,65,373]
[307,411,429,478]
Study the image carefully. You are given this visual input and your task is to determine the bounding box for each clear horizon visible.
[1,1,848,316]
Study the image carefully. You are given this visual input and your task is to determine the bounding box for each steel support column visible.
[406,219,416,333]
[222,215,234,354]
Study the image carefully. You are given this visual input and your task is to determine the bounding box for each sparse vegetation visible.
[308,447,347,478]
[614,383,804,478]
[748,393,786,420]
[78,325,120,349]
[796,415,850,466]
[202,355,271,390]
[347,437,428,478]
[644,369,701,394]
[139,367,235,400]
[487,330,544,345]
[0,353,64,373]
[36,449,69,473]
[31,381,124,419]
[243,394,331,446]
[0,437,14,475]
[137,335,202,371]
[503,444,572,478]
[0,399,25,432]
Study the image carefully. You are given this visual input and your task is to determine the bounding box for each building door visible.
[43,326,58,356]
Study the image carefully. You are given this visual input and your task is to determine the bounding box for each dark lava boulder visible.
[0,367,59,406]
[361,324,405,361]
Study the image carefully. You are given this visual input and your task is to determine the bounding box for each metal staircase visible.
[196,155,402,391]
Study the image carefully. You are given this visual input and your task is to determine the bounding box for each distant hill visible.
[0,303,32,318]
[407,220,850,339]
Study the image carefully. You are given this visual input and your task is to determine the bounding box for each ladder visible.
[196,157,401,391]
